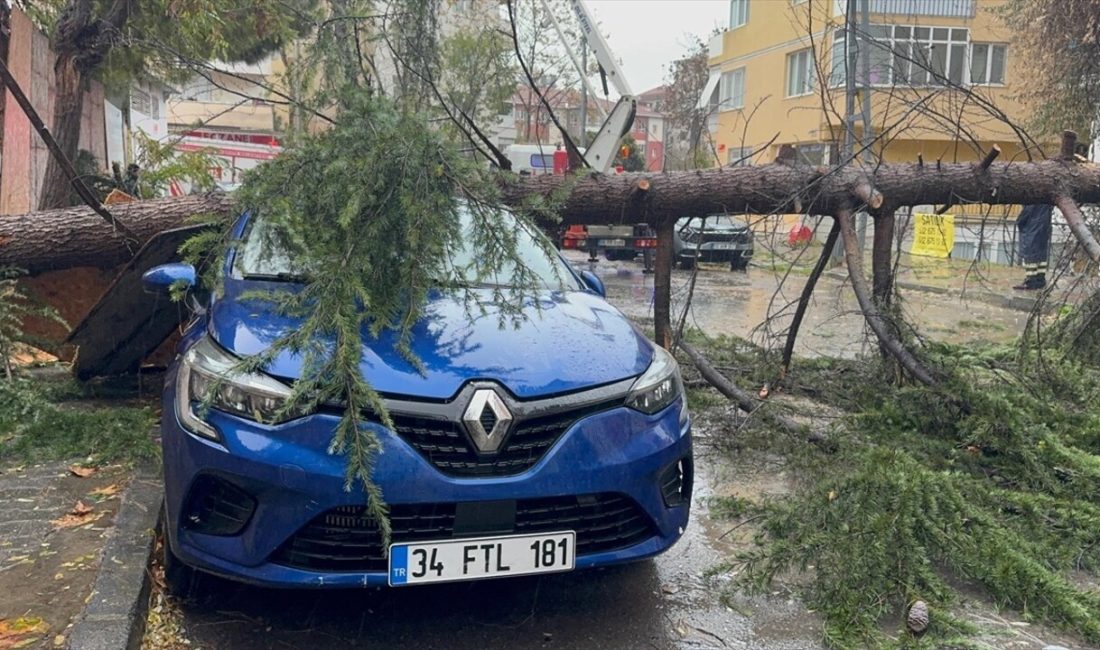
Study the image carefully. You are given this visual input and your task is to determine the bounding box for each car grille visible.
[270,493,656,572]
[701,231,750,244]
[391,399,621,477]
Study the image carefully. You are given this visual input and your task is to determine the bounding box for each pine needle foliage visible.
[692,334,1100,648]
[0,267,66,377]
[187,94,562,546]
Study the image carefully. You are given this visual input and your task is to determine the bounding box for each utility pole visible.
[833,0,872,263]
[856,0,872,251]
[579,35,588,146]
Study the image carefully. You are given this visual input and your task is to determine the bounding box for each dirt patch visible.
[0,463,129,648]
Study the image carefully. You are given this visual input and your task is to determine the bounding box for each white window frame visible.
[131,88,152,116]
[728,146,755,166]
[786,49,816,97]
[729,0,749,29]
[719,68,745,110]
[830,24,973,88]
[969,43,1006,85]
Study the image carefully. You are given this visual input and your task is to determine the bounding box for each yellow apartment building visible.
[702,0,1046,170]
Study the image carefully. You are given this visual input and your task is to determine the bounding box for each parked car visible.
[561,224,658,265]
[144,206,693,592]
[672,216,754,271]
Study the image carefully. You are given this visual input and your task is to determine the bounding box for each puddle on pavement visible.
[652,414,824,650]
[575,253,1026,360]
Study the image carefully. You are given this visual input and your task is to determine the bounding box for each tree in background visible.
[13,0,309,210]
[999,0,1099,139]
[439,20,516,142]
[508,0,592,144]
[662,35,712,170]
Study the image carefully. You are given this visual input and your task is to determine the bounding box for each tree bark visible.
[838,209,938,386]
[38,54,86,210]
[780,220,840,376]
[37,0,133,210]
[0,193,235,274]
[653,219,674,349]
[871,209,896,304]
[500,159,1100,225]
[6,157,1100,274]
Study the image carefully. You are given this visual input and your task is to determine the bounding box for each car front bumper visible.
[161,370,693,589]
[680,243,753,262]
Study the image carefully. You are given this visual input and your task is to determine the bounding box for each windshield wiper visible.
[241,271,309,283]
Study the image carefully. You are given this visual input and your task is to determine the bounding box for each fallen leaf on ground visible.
[51,501,99,528]
[89,484,120,499]
[0,617,49,649]
[67,465,97,478]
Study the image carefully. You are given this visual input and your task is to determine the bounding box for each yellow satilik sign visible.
[910,213,955,258]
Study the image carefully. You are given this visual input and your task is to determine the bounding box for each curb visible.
[66,462,162,650]
[822,270,1050,313]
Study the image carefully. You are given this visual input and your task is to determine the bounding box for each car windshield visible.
[235,205,581,291]
[678,216,742,231]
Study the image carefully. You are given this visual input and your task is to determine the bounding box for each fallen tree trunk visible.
[0,193,234,274]
[5,159,1100,273]
[499,158,1100,226]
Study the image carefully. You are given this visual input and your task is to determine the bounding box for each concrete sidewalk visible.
[0,460,160,649]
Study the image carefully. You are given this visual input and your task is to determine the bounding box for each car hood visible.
[209,279,653,400]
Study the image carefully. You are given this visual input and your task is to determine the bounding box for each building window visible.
[729,0,748,29]
[833,0,975,18]
[131,88,152,116]
[786,49,815,97]
[797,143,831,166]
[831,25,972,87]
[719,68,745,110]
[970,43,1006,85]
[728,146,754,166]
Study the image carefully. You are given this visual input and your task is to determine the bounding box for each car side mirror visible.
[579,270,606,298]
[142,263,196,295]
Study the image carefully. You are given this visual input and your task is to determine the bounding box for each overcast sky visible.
[584,0,728,94]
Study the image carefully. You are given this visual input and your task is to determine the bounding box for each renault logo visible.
[462,389,514,454]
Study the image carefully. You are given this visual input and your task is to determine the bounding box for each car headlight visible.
[626,345,686,420]
[176,336,302,441]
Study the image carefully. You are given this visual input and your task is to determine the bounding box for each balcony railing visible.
[834,0,975,18]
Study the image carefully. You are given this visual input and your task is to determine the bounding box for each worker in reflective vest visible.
[1015,204,1053,291]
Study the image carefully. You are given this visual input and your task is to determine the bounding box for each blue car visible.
[144,207,693,591]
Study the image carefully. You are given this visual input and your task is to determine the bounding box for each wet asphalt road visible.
[177,452,821,650]
[176,253,1025,650]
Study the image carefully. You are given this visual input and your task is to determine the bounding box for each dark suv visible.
[672,216,754,271]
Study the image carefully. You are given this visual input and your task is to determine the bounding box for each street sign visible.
[910,213,955,258]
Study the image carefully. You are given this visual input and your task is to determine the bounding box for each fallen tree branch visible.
[679,341,831,448]
[1054,195,1100,263]
[837,208,938,386]
[780,220,840,378]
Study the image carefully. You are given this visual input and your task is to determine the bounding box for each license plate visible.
[600,239,626,247]
[388,531,575,586]
[710,242,738,250]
